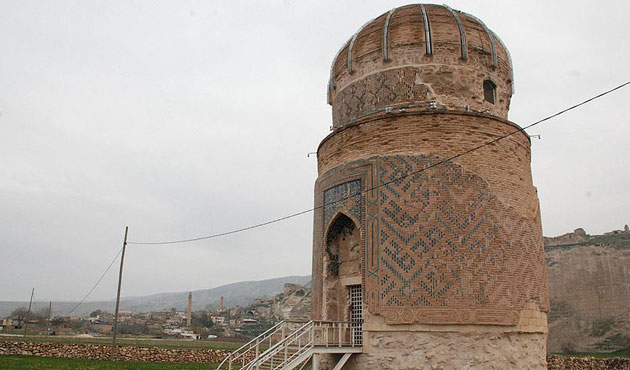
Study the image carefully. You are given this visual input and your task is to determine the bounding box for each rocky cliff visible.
[243,283,312,323]
[546,227,630,353]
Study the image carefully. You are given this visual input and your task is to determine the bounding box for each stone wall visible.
[356,303,549,368]
[339,331,547,370]
[3,339,629,368]
[0,340,230,363]
[547,356,630,370]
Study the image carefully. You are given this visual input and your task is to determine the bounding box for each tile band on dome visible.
[382,8,397,61]
[332,67,431,127]
[443,4,468,60]
[461,11,497,69]
[327,38,350,105]
[492,31,516,94]
[348,19,373,74]
[419,5,433,55]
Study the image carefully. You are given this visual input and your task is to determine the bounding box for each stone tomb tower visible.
[311,4,549,369]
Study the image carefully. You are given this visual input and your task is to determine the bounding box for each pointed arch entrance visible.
[323,212,363,344]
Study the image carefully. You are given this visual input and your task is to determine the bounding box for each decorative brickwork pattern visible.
[312,160,377,321]
[323,180,362,227]
[313,155,548,326]
[375,155,547,325]
[332,67,430,128]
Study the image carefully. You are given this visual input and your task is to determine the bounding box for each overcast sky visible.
[1,0,628,303]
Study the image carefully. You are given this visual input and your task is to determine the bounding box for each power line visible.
[66,248,123,315]
[128,81,630,246]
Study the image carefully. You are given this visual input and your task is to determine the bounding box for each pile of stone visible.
[547,355,630,369]
[0,340,236,363]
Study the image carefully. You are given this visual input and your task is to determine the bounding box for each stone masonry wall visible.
[2,339,629,368]
[339,331,547,370]
[0,341,630,370]
[0,340,231,363]
[547,356,630,369]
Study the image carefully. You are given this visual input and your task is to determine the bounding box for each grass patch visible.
[554,347,630,358]
[0,336,243,351]
[590,318,615,337]
[545,233,630,251]
[589,233,630,248]
[548,300,574,322]
[0,355,218,369]
[597,333,630,351]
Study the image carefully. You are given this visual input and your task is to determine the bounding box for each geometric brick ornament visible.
[332,67,431,128]
[374,155,548,325]
[312,155,548,326]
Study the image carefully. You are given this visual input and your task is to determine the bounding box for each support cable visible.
[66,248,123,315]
[128,81,630,246]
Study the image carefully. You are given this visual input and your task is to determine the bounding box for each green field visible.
[0,356,218,369]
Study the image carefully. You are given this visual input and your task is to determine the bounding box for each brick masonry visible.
[313,153,548,326]
[318,111,536,219]
[313,3,548,368]
[328,4,513,120]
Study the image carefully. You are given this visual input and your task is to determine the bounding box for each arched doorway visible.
[323,213,363,344]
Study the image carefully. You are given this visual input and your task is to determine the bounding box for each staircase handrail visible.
[217,320,285,369]
[274,327,314,370]
[245,320,314,370]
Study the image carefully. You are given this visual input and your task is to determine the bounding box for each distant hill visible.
[0,275,311,318]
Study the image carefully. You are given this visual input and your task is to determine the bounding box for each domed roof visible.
[327,4,514,127]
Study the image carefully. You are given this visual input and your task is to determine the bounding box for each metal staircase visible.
[217,321,362,370]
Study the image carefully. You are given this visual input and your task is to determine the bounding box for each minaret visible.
[186,292,192,327]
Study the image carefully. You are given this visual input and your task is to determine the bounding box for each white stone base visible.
[318,331,547,370]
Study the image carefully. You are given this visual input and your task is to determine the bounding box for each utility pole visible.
[111,226,128,361]
[46,301,52,338]
[23,288,34,337]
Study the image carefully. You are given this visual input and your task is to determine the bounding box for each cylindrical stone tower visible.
[311,4,549,369]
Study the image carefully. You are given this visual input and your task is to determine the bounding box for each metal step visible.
[332,353,353,370]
